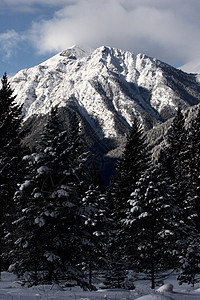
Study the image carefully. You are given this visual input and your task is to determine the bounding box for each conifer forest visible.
[0,72,200,292]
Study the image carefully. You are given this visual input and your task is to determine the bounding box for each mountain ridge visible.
[9,45,200,185]
[10,45,200,142]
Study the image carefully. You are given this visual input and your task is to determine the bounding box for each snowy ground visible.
[0,271,199,299]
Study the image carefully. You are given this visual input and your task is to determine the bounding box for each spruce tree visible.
[0,73,24,277]
[178,239,200,286]
[103,227,130,289]
[158,107,198,273]
[161,107,189,207]
[80,184,109,287]
[67,112,89,198]
[187,107,200,229]
[177,238,200,286]
[125,164,177,289]
[175,107,200,285]
[111,118,148,220]
[104,251,129,289]
[0,73,23,149]
[9,108,90,288]
[9,152,48,284]
[107,118,149,287]
[110,117,149,238]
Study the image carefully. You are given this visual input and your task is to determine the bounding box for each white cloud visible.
[26,0,200,65]
[4,0,200,65]
[0,30,24,60]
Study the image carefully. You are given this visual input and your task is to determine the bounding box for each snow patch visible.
[32,283,64,291]
[157,283,174,293]
[37,166,50,174]
[19,180,31,191]
[179,59,200,74]
[35,217,45,227]
[136,295,174,300]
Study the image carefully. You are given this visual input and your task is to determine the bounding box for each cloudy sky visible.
[0,0,200,76]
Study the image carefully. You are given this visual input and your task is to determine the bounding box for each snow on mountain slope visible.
[179,59,200,74]
[11,45,200,140]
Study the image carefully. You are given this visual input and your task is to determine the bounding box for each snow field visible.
[0,272,200,299]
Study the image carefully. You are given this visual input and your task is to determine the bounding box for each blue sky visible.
[0,1,63,76]
[0,0,200,77]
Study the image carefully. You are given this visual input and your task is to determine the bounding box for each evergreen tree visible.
[106,118,149,288]
[0,73,24,277]
[9,152,49,284]
[104,250,129,289]
[103,227,130,289]
[187,107,200,229]
[158,107,199,273]
[174,108,200,285]
[111,118,148,220]
[0,73,23,149]
[160,107,189,207]
[109,117,149,244]
[67,112,89,196]
[178,239,200,286]
[9,108,90,288]
[80,184,109,287]
[125,164,178,289]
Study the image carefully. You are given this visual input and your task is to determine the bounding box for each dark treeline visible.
[0,73,200,289]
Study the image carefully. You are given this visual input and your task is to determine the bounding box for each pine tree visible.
[104,251,128,289]
[109,117,149,240]
[9,152,49,284]
[175,108,200,285]
[67,112,89,197]
[0,73,24,277]
[0,73,23,149]
[160,107,189,207]
[80,184,109,287]
[103,226,130,289]
[158,107,198,273]
[125,164,178,289]
[9,108,90,288]
[111,118,148,220]
[178,239,200,286]
[187,107,200,230]
[106,118,149,288]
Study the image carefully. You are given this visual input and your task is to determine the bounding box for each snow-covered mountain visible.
[11,45,200,142]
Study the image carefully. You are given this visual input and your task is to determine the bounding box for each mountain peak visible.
[10,46,200,140]
[60,44,93,60]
